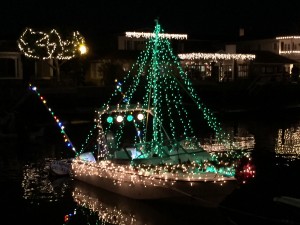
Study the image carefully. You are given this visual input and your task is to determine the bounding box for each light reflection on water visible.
[65,179,238,225]
[20,150,237,225]
[2,117,300,225]
[68,181,164,225]
[275,123,300,158]
[22,160,71,203]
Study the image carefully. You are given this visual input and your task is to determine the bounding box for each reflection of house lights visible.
[275,127,300,157]
[201,136,255,152]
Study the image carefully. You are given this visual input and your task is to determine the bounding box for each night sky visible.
[1,0,300,50]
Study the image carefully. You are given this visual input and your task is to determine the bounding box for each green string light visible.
[99,19,234,159]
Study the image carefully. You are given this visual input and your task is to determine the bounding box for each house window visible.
[184,63,208,81]
[223,65,232,81]
[262,66,274,74]
[238,64,248,78]
[0,58,16,78]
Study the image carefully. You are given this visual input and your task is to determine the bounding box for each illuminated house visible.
[0,40,54,83]
[2,29,298,87]
[236,36,300,75]
[237,35,300,63]
[86,31,257,86]
[86,30,187,86]
[276,36,300,62]
[87,30,298,86]
[178,47,256,83]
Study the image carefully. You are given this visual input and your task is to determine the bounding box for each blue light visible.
[107,116,113,123]
[127,114,134,122]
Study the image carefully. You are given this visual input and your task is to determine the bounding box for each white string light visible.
[125,31,187,40]
[178,52,256,61]
[18,27,86,60]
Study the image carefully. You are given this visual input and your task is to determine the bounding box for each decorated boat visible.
[71,20,253,207]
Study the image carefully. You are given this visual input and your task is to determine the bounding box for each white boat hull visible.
[72,160,238,207]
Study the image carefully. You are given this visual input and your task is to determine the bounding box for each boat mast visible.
[151,18,160,145]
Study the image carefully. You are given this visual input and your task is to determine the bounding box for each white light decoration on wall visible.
[276,36,300,40]
[178,52,256,61]
[279,51,300,54]
[126,31,187,40]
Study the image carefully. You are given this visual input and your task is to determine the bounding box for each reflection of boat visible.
[66,180,168,225]
[273,196,300,208]
[66,180,233,225]
[71,20,251,207]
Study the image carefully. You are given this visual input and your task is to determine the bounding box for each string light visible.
[72,20,255,192]
[18,27,86,60]
[125,31,187,40]
[29,83,76,152]
[276,36,300,40]
[178,52,256,61]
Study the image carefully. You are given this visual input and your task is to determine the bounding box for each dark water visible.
[1,110,300,225]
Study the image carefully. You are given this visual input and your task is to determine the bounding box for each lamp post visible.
[78,43,88,86]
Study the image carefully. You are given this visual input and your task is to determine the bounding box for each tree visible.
[17,27,87,83]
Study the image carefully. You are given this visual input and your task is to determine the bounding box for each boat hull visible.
[72,161,238,207]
